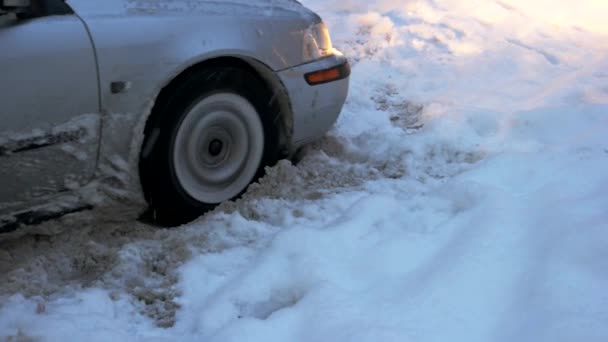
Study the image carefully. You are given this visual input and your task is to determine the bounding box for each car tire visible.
[139,66,280,226]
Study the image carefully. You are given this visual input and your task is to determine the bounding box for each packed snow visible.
[1,0,608,341]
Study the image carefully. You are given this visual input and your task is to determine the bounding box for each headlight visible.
[303,22,334,62]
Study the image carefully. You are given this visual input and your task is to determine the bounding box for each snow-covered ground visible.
[2,0,608,340]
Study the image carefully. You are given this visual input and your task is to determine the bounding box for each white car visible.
[0,0,350,230]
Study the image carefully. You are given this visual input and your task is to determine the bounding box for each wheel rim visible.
[173,93,264,203]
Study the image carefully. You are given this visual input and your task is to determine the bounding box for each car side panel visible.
[0,14,100,215]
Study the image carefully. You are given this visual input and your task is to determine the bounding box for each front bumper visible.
[277,53,350,148]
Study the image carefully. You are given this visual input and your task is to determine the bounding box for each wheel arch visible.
[140,56,294,162]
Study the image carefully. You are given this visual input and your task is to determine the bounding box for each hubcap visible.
[208,139,223,157]
[173,93,265,204]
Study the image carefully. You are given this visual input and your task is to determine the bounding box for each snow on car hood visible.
[67,0,312,18]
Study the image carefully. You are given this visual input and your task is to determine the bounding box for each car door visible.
[0,0,100,214]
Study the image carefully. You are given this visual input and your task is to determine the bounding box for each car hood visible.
[67,0,316,19]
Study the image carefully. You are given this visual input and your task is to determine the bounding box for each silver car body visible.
[0,0,349,231]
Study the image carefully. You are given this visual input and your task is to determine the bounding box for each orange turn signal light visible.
[304,62,350,86]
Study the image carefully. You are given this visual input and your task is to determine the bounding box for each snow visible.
[0,113,99,154]
[1,0,608,341]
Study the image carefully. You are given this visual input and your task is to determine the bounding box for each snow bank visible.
[2,0,607,341]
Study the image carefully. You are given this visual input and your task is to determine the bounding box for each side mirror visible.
[0,0,30,13]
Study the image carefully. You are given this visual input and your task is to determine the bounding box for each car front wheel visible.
[139,66,279,226]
